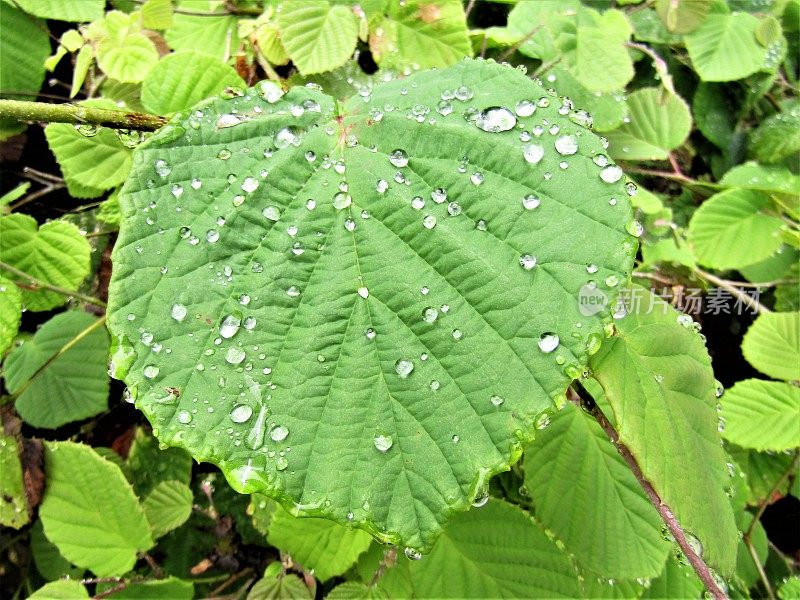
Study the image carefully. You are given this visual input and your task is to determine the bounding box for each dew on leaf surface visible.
[538,332,560,353]
[472,106,517,132]
[374,434,393,452]
[171,303,187,321]
[395,359,414,378]
[230,404,253,423]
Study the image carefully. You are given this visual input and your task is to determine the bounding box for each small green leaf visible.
[277,0,358,75]
[749,102,800,164]
[573,26,634,93]
[326,582,386,599]
[267,506,373,582]
[606,88,692,160]
[655,0,713,33]
[741,311,800,381]
[523,402,670,579]
[29,580,89,600]
[371,0,472,70]
[70,45,93,99]
[143,480,193,539]
[0,182,30,207]
[722,379,800,453]
[97,31,159,83]
[44,107,134,197]
[142,51,245,115]
[254,21,290,65]
[107,58,636,553]
[507,0,579,63]
[40,441,153,577]
[0,276,21,355]
[11,0,103,22]
[688,188,783,270]
[4,311,110,428]
[0,5,50,139]
[127,427,193,497]
[247,568,312,600]
[728,444,795,504]
[378,500,583,598]
[685,11,771,81]
[0,214,91,311]
[693,83,738,149]
[0,433,28,528]
[165,12,238,59]
[590,287,739,575]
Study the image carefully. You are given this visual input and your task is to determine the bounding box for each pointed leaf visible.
[4,312,109,428]
[107,58,637,552]
[39,442,153,577]
[589,287,739,575]
[0,214,91,311]
[741,311,800,381]
[523,402,670,579]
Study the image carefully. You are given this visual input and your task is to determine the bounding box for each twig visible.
[0,261,107,308]
[667,152,684,178]
[625,41,676,96]
[694,268,771,315]
[140,552,164,579]
[498,24,543,63]
[739,452,799,600]
[623,166,722,190]
[0,99,165,131]
[20,167,63,185]
[207,568,254,598]
[570,394,729,600]
[369,547,397,587]
[8,182,65,211]
[464,0,477,19]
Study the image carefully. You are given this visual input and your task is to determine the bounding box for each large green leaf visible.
[0,4,49,139]
[11,0,103,21]
[40,442,153,577]
[278,0,359,75]
[641,555,703,599]
[720,162,800,196]
[687,188,783,270]
[685,11,772,81]
[4,311,109,428]
[44,110,134,198]
[267,505,373,581]
[722,379,800,453]
[248,564,313,600]
[0,215,91,312]
[0,433,28,528]
[749,102,800,164]
[371,0,472,70]
[589,287,738,575]
[523,402,670,579]
[741,311,800,381]
[96,19,159,84]
[606,88,692,161]
[377,499,583,598]
[0,276,21,355]
[107,58,637,553]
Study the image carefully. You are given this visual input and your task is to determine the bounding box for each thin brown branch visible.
[0,261,107,308]
[694,268,771,315]
[498,24,543,63]
[570,394,729,600]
